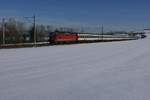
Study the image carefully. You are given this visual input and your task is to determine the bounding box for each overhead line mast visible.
[102,24,104,40]
[24,15,36,45]
[2,18,5,45]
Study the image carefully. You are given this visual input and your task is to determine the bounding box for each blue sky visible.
[0,0,150,31]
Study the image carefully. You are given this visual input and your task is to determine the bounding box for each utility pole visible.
[33,15,36,45]
[81,26,84,33]
[24,15,36,46]
[101,24,104,40]
[98,25,100,40]
[2,18,5,45]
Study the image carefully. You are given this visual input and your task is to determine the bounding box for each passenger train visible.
[49,32,136,44]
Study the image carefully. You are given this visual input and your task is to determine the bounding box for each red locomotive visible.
[49,32,78,44]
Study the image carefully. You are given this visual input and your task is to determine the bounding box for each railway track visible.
[0,38,137,49]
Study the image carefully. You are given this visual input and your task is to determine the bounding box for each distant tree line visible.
[0,18,78,44]
[0,18,145,44]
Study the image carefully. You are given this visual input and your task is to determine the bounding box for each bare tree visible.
[36,25,48,42]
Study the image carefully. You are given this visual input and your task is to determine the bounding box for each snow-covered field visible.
[0,36,150,100]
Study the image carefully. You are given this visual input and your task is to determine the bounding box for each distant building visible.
[144,29,150,34]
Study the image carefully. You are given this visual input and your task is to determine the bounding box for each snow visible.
[0,36,150,100]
